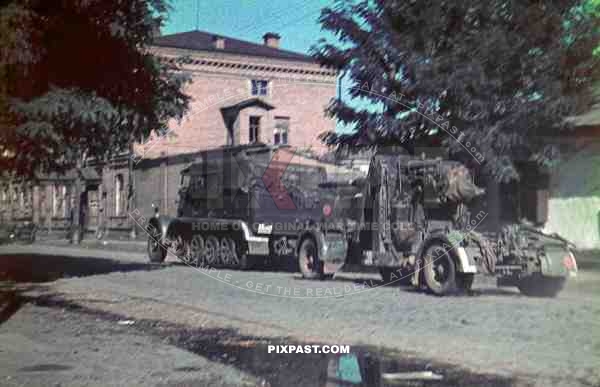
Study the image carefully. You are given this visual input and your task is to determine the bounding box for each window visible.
[251,80,269,96]
[53,184,66,217]
[19,188,25,210]
[249,116,261,143]
[115,174,125,216]
[273,117,290,145]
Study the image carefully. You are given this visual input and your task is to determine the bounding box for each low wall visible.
[544,197,600,250]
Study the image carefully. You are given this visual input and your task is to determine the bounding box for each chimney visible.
[212,35,225,49]
[263,32,280,49]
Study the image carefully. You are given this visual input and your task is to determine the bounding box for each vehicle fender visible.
[418,232,477,274]
[540,248,577,278]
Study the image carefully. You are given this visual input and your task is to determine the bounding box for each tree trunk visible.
[71,158,84,244]
[128,140,137,240]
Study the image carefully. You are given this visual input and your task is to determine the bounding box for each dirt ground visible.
[1,243,599,387]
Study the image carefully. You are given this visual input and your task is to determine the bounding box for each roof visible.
[152,30,315,63]
[221,98,275,112]
[220,98,275,129]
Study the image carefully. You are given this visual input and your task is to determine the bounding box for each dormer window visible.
[251,80,269,96]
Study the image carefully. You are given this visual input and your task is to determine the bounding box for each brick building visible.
[138,30,338,158]
[1,30,338,240]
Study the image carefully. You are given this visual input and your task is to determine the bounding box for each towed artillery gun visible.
[310,152,577,296]
[146,144,577,297]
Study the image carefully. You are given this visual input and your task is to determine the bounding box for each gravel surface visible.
[0,303,260,387]
[1,243,599,387]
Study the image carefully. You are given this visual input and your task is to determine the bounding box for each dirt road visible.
[1,244,599,386]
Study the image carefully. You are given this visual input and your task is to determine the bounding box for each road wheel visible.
[298,237,324,280]
[220,237,233,266]
[518,275,565,297]
[226,238,250,270]
[147,227,166,263]
[422,243,458,296]
[379,268,411,286]
[188,234,204,267]
[204,236,219,266]
[170,233,186,260]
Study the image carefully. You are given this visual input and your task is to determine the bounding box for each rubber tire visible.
[379,268,411,286]
[518,275,566,298]
[298,237,324,280]
[422,243,458,296]
[228,238,251,270]
[147,235,167,263]
[204,236,220,266]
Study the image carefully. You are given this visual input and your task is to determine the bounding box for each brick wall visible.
[135,47,337,159]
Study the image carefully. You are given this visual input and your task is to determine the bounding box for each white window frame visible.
[273,117,290,145]
[52,184,67,217]
[52,184,59,217]
[250,79,269,97]
[115,174,124,216]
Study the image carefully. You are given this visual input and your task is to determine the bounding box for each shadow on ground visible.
[324,275,522,298]
[26,294,522,387]
[0,252,163,324]
[0,286,24,324]
[0,253,164,283]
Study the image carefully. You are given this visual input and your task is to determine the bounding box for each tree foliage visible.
[313,0,600,181]
[0,0,190,177]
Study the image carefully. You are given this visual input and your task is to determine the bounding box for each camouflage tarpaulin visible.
[442,164,485,203]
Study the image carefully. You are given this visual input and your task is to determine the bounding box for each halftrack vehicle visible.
[146,144,577,297]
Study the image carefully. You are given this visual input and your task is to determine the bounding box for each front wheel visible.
[517,275,566,298]
[422,243,459,296]
[298,237,324,280]
[147,233,166,263]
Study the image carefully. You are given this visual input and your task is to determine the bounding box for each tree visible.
[0,0,190,177]
[313,0,600,181]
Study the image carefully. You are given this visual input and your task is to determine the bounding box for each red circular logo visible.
[322,204,332,217]
[563,254,576,270]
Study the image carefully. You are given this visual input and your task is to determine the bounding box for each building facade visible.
[137,30,338,158]
[543,126,600,249]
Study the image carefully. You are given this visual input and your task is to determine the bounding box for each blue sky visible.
[163,0,334,60]
[163,0,361,133]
